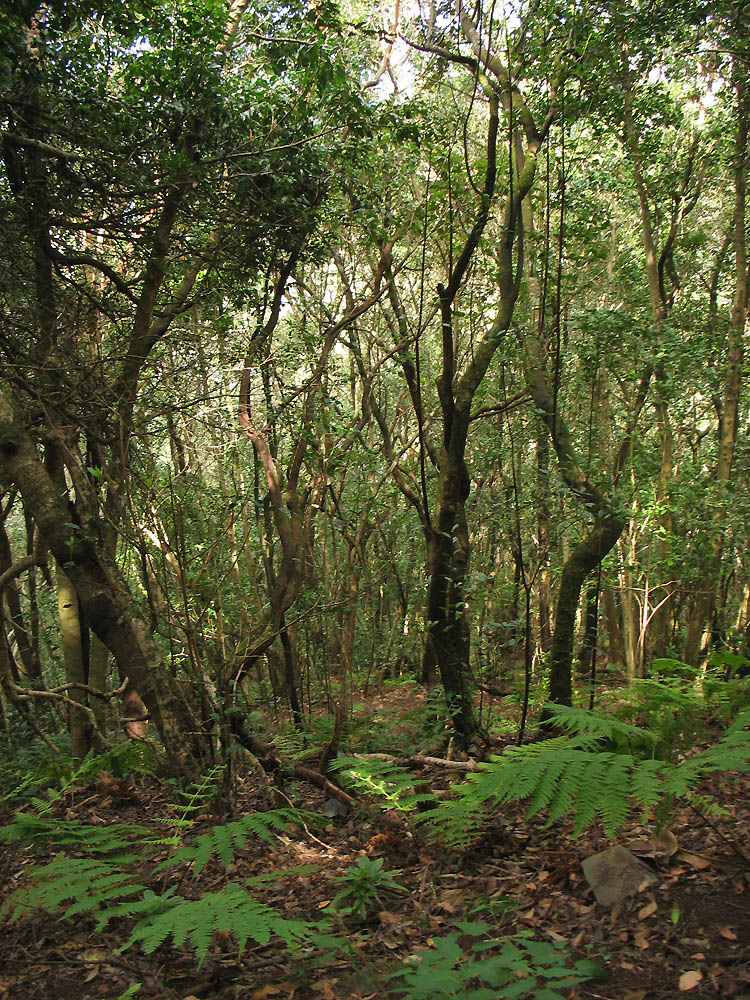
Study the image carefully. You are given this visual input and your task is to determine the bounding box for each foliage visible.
[0,781,318,967]
[420,708,750,844]
[388,921,604,1000]
[1,740,155,811]
[331,756,437,814]
[118,885,318,966]
[330,855,406,919]
[156,809,318,875]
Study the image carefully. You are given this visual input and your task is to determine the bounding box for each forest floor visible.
[0,684,748,1000]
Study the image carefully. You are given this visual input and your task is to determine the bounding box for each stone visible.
[582,845,659,906]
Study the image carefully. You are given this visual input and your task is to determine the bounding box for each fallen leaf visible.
[638,900,658,920]
[651,827,678,857]
[679,970,703,991]
[634,931,650,950]
[719,926,738,941]
[677,850,711,870]
[628,839,653,855]
[378,910,402,925]
[251,990,281,1000]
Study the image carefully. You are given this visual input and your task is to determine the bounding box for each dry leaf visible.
[638,900,658,920]
[651,828,678,857]
[677,850,711,870]
[378,910,402,925]
[82,967,99,984]
[719,926,738,941]
[678,970,703,991]
[250,989,281,1000]
[628,839,653,855]
[634,931,650,950]
[437,889,466,913]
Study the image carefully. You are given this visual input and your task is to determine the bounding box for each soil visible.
[0,686,748,1000]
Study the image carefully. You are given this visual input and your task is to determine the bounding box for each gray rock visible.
[322,797,350,819]
[582,845,659,906]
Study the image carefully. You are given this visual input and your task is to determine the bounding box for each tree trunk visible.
[548,521,622,705]
[683,57,747,663]
[0,391,205,778]
[56,566,91,762]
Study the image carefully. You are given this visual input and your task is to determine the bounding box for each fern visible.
[331,756,437,813]
[157,808,315,875]
[1,856,146,923]
[120,884,318,965]
[0,811,149,854]
[389,922,603,999]
[423,710,750,843]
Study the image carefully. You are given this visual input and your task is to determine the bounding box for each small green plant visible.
[388,921,604,999]
[331,855,406,918]
[160,762,226,838]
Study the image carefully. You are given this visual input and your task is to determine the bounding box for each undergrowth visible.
[415,705,750,846]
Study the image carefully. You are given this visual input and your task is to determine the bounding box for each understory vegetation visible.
[1,0,749,996]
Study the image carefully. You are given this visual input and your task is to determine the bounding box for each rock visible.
[322,797,350,819]
[582,845,659,906]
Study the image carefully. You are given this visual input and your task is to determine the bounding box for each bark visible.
[602,586,626,667]
[0,391,205,777]
[548,521,622,705]
[56,565,90,762]
[0,524,41,680]
[683,57,747,663]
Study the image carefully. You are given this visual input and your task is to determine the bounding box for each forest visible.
[0,0,749,997]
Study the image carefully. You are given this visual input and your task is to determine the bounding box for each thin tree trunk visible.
[683,57,747,663]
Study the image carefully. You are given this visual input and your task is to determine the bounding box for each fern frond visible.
[157,808,311,876]
[331,756,437,813]
[666,710,750,797]
[543,704,658,751]
[122,884,317,965]
[1,857,144,923]
[0,812,149,853]
[429,711,750,843]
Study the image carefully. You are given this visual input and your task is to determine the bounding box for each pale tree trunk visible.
[683,57,747,664]
[56,566,91,762]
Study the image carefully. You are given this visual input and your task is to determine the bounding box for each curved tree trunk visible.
[524,343,625,707]
[0,391,205,778]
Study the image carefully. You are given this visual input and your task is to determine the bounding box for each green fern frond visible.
[162,763,226,831]
[427,741,665,841]
[543,704,658,751]
[1,857,145,923]
[122,884,317,965]
[332,756,437,813]
[0,812,149,853]
[666,710,750,797]
[428,711,750,843]
[157,808,311,876]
